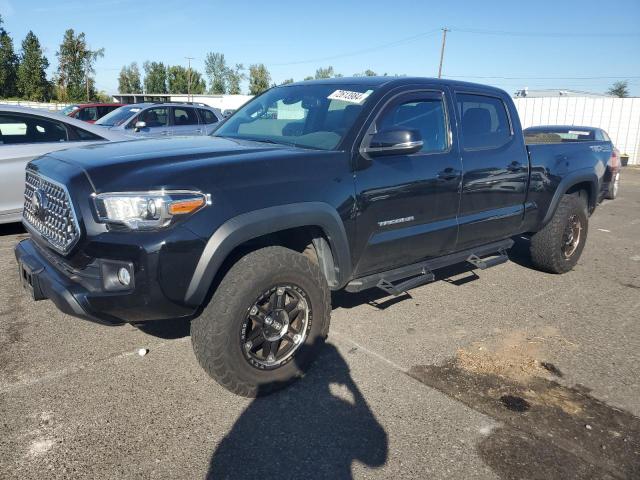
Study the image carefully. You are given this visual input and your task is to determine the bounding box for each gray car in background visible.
[0,106,133,224]
[95,103,223,137]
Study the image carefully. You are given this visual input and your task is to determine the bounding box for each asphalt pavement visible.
[1,169,639,479]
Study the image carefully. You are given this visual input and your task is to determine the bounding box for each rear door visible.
[0,113,84,220]
[198,108,220,134]
[171,106,202,136]
[453,91,529,249]
[353,89,462,276]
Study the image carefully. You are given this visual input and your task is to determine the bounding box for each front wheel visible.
[530,194,589,274]
[190,246,331,397]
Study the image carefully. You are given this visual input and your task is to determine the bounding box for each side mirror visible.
[134,120,146,132]
[362,128,423,157]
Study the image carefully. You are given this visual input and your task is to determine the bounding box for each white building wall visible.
[513,96,640,165]
[0,100,71,111]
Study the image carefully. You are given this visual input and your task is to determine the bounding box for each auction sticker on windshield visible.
[328,90,372,104]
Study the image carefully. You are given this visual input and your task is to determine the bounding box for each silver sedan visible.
[0,105,134,224]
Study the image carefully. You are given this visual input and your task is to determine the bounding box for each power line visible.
[444,75,640,80]
[270,29,440,66]
[449,26,640,38]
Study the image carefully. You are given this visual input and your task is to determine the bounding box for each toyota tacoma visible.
[15,77,610,396]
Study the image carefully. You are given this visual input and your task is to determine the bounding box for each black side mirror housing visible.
[361,128,424,157]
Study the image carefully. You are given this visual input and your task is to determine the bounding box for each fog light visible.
[117,267,131,286]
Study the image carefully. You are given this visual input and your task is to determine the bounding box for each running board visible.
[346,238,514,295]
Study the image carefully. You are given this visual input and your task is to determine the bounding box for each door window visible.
[375,97,448,153]
[0,114,67,144]
[456,94,512,150]
[198,108,219,124]
[77,106,99,121]
[173,107,199,126]
[138,107,169,127]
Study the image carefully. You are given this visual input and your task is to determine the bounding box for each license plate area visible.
[19,256,46,301]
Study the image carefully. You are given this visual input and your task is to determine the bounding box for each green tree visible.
[17,31,50,101]
[354,69,377,77]
[167,65,206,94]
[204,52,227,94]
[128,62,142,93]
[248,64,270,95]
[143,61,167,94]
[314,66,342,80]
[607,81,629,98]
[226,63,245,95]
[303,76,314,81]
[56,29,103,101]
[0,15,19,98]
[281,78,294,85]
[118,65,131,93]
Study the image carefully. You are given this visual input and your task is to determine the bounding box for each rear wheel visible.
[190,246,331,397]
[530,194,588,274]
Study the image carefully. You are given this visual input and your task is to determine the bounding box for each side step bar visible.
[346,238,514,295]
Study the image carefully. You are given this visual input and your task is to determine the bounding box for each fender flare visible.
[541,168,599,227]
[184,202,351,307]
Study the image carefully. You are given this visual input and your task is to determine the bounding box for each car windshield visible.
[96,105,143,127]
[60,105,79,115]
[213,83,378,150]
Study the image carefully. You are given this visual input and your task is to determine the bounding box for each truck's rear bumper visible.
[14,239,196,325]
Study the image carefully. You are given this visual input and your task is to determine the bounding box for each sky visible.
[1,0,639,96]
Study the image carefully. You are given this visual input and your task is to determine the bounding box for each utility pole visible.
[186,56,194,102]
[438,27,449,79]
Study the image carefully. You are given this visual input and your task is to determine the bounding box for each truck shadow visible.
[0,222,26,237]
[206,342,388,479]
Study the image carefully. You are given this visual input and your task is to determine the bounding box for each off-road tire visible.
[190,246,331,397]
[530,194,588,274]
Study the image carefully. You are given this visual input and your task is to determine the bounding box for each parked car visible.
[0,105,133,224]
[60,103,125,123]
[15,77,610,396]
[524,125,621,200]
[95,102,223,137]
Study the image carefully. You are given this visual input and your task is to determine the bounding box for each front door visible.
[453,91,529,249]
[134,106,171,137]
[171,106,203,136]
[353,89,462,277]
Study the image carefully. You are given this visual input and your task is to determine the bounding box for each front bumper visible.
[15,238,198,325]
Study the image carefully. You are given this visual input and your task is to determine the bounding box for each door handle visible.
[160,131,170,136]
[195,129,203,133]
[437,168,459,181]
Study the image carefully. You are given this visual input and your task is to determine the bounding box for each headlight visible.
[93,191,210,230]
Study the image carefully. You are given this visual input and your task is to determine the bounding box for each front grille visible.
[23,170,80,253]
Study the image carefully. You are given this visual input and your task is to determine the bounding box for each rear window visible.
[199,109,218,124]
[457,93,512,149]
[524,128,597,144]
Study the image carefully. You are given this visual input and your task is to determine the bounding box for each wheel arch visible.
[184,202,351,307]
[541,170,599,227]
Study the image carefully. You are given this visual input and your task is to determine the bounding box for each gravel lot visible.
[1,169,639,479]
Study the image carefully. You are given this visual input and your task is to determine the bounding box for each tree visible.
[56,29,103,102]
[226,63,245,95]
[314,66,335,79]
[204,52,228,94]
[143,61,167,94]
[118,63,143,93]
[303,76,314,81]
[354,69,377,77]
[167,65,206,94]
[17,31,50,101]
[0,15,18,98]
[281,78,294,85]
[607,81,629,98]
[248,64,271,95]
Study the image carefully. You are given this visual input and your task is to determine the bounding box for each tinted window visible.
[138,107,169,127]
[199,108,218,124]
[173,107,199,126]
[77,106,98,121]
[68,125,104,141]
[0,114,67,144]
[457,94,511,149]
[96,105,142,127]
[376,97,448,153]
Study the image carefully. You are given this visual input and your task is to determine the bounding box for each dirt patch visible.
[409,329,640,479]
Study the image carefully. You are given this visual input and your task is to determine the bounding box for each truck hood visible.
[39,135,294,193]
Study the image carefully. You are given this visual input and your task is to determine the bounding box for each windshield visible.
[60,105,79,116]
[96,105,143,127]
[213,83,377,150]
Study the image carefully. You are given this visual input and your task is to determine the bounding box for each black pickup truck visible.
[15,77,611,396]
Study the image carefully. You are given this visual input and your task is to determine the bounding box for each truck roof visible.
[288,76,509,96]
